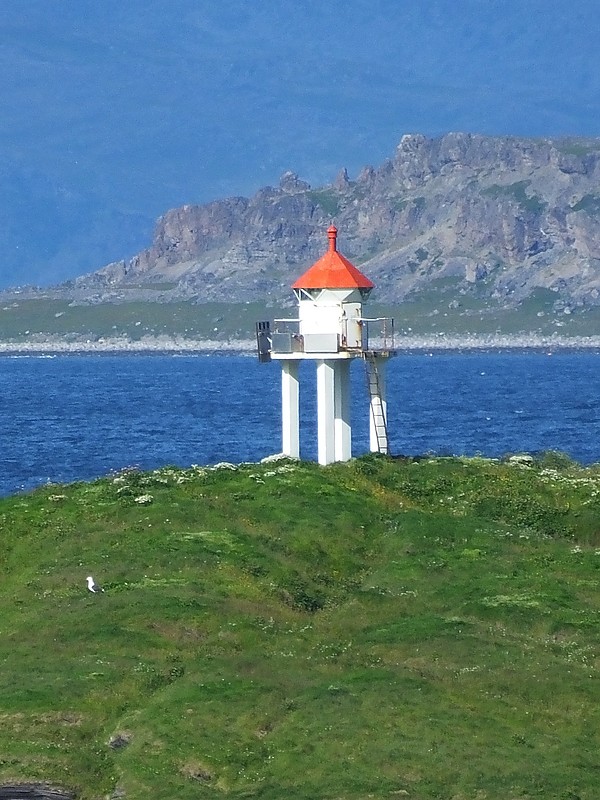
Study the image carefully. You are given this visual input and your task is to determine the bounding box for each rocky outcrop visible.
[0,785,74,800]
[65,133,600,308]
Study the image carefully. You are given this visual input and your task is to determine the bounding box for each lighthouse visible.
[256,225,395,465]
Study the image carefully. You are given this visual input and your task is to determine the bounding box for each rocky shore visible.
[0,333,599,355]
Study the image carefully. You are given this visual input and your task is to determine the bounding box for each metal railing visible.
[257,316,395,357]
[360,317,395,351]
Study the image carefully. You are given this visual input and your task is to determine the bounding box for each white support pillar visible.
[281,360,300,458]
[316,359,336,465]
[334,360,352,462]
[369,356,388,453]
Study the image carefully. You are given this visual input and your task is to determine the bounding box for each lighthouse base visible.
[279,358,353,465]
[316,359,351,465]
[277,351,392,466]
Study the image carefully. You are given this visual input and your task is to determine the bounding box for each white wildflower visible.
[134,494,154,505]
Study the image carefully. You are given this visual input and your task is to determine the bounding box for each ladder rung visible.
[364,355,390,456]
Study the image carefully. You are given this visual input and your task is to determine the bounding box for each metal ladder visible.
[364,353,390,454]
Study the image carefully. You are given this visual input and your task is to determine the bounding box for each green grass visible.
[370,288,600,338]
[4,294,600,342]
[0,454,599,798]
[571,194,600,216]
[483,181,547,215]
[306,189,341,218]
[556,140,600,158]
[0,300,285,341]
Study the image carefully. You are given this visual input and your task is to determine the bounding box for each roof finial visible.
[327,224,337,252]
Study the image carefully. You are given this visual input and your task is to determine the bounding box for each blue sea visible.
[1,351,599,497]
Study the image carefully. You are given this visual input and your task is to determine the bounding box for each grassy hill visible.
[3,296,600,342]
[1,453,599,799]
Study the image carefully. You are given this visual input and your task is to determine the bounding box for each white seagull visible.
[86,576,104,593]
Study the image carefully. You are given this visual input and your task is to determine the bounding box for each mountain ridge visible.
[3,3,600,289]
[20,132,600,312]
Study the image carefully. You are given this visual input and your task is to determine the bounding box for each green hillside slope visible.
[4,296,600,342]
[0,455,598,799]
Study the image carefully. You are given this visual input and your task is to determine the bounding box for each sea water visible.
[0,351,599,496]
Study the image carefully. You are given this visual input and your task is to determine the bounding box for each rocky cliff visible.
[65,133,600,309]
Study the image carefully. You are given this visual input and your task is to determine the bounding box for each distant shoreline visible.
[0,333,600,355]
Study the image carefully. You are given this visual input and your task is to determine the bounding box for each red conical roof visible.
[291,225,375,290]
